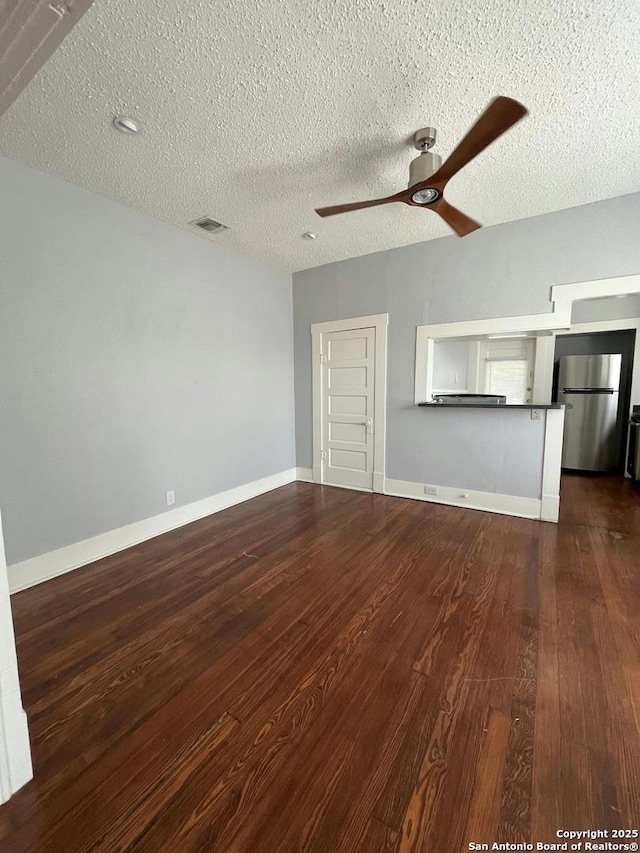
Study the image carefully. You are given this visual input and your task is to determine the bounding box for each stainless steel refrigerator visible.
[558,354,622,471]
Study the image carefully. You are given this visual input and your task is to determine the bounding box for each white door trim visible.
[310,313,390,335]
[311,314,389,493]
[0,510,32,803]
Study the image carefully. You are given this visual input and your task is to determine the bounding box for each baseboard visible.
[540,494,560,523]
[0,694,32,803]
[294,471,546,520]
[8,468,298,594]
[383,477,542,520]
[312,482,373,494]
[296,468,386,493]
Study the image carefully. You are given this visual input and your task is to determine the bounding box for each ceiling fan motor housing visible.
[409,150,443,187]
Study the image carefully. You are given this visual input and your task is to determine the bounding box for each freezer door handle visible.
[562,387,615,394]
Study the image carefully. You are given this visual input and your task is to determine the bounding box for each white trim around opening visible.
[413,273,640,522]
[414,273,640,406]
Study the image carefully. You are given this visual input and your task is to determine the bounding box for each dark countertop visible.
[418,402,565,410]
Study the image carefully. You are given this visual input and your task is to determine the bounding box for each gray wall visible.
[293,192,640,496]
[0,156,295,566]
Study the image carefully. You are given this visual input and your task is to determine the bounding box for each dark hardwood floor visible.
[1,473,639,851]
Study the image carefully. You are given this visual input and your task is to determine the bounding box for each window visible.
[479,339,535,404]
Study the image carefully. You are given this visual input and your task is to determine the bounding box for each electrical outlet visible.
[531,409,541,420]
[166,489,175,506]
[424,485,438,496]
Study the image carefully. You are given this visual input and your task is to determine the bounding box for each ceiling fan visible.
[315,96,528,237]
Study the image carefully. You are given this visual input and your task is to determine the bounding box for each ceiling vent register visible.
[191,216,229,234]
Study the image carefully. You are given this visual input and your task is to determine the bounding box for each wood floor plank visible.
[555,524,618,831]
[224,521,455,853]
[430,517,537,850]
[581,527,640,822]
[1,475,639,852]
[373,515,509,840]
[395,522,508,852]
[464,702,512,848]
[124,562,416,852]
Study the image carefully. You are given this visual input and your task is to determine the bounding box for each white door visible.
[321,327,376,490]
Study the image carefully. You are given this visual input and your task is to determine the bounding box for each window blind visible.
[485,357,528,404]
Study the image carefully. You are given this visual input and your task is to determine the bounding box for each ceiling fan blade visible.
[430,96,528,186]
[432,198,481,237]
[315,193,402,217]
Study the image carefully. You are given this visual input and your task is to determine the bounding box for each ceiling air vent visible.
[191,216,229,234]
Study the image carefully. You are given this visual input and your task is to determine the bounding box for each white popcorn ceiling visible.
[0,0,638,272]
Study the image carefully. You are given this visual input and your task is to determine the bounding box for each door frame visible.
[0,509,33,803]
[311,313,389,493]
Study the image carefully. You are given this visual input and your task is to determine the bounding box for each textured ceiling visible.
[0,0,639,272]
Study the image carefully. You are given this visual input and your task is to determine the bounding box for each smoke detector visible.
[190,216,229,234]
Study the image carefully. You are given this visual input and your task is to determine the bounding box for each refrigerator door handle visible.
[562,387,615,394]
